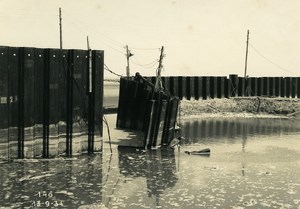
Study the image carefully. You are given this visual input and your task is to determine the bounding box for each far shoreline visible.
[179,97,300,120]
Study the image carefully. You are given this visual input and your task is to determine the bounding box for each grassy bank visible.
[179,97,300,119]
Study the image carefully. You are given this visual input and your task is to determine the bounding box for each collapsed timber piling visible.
[116,73,179,149]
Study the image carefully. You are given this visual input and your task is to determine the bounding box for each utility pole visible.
[87,36,92,93]
[59,8,63,50]
[126,45,133,77]
[155,46,165,91]
[244,30,249,78]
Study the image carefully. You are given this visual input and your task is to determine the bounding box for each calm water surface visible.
[1,117,300,208]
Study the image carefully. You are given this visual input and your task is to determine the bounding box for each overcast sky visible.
[1,0,300,78]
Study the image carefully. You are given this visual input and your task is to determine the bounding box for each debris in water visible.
[185,148,210,155]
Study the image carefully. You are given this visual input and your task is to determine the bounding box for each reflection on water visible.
[181,118,300,145]
[1,117,300,208]
[104,84,119,108]
[0,155,103,208]
[118,147,178,199]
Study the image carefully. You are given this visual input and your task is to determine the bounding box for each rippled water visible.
[1,117,300,208]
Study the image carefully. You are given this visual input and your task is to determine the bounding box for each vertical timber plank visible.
[296,77,300,98]
[229,74,238,97]
[153,99,168,148]
[92,50,104,152]
[213,77,218,98]
[116,77,129,128]
[178,77,183,100]
[280,77,284,98]
[48,49,59,157]
[182,76,187,100]
[224,77,230,98]
[0,46,9,160]
[144,100,156,149]
[81,50,89,152]
[22,47,35,158]
[275,77,279,97]
[8,47,19,159]
[270,77,275,97]
[207,76,212,99]
[283,77,287,98]
[289,77,293,98]
[186,77,191,100]
[71,50,84,155]
[173,77,179,97]
[189,76,195,100]
[203,76,207,100]
[34,48,45,158]
[198,77,203,100]
[194,76,199,100]
[58,49,68,155]
[293,77,297,98]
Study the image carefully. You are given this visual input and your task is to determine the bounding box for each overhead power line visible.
[104,64,123,77]
[131,56,158,69]
[249,43,295,75]
[129,47,160,51]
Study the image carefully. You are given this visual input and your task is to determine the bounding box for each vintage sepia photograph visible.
[1,0,300,208]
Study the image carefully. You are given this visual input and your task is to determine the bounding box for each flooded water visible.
[103,83,119,108]
[1,116,300,208]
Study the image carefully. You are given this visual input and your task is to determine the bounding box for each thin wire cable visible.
[131,60,158,69]
[0,14,57,17]
[63,11,125,49]
[104,64,123,77]
[249,43,295,75]
[131,58,158,69]
[129,47,160,51]
[63,17,126,55]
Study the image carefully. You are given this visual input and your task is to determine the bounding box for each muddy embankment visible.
[179,97,300,119]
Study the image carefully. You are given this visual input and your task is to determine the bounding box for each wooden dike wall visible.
[116,73,180,149]
[145,75,300,100]
[0,46,104,160]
